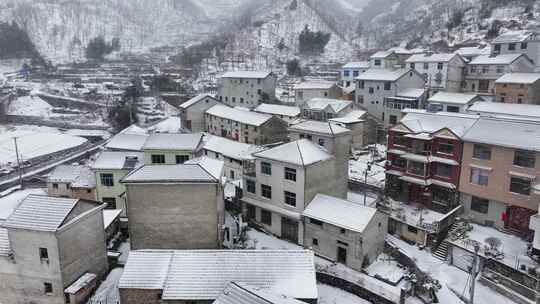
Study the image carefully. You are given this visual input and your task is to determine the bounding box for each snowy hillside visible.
[356,0,540,49]
[0,0,239,63]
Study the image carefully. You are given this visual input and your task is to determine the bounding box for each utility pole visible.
[13,137,23,187]
[469,244,480,304]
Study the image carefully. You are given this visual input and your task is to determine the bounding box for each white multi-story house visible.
[455,46,491,62]
[178,94,220,132]
[141,133,203,165]
[492,30,540,72]
[0,195,108,304]
[341,61,370,87]
[300,98,353,121]
[92,151,143,217]
[294,81,341,105]
[329,110,377,149]
[369,50,399,69]
[383,88,427,125]
[205,104,288,145]
[464,53,535,94]
[356,69,425,126]
[288,120,352,155]
[241,139,348,244]
[254,103,301,124]
[217,71,277,108]
[202,135,265,181]
[405,53,466,93]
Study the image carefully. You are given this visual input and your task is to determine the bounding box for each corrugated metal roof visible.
[2,195,78,232]
[288,120,350,135]
[119,250,317,301]
[255,104,300,117]
[180,94,215,109]
[469,53,526,65]
[206,105,272,126]
[303,194,378,233]
[495,73,540,84]
[253,139,333,166]
[0,228,10,256]
[105,133,149,151]
[221,71,273,79]
[406,53,458,63]
[356,68,412,81]
[122,164,218,183]
[213,282,306,304]
[304,98,351,113]
[92,151,144,170]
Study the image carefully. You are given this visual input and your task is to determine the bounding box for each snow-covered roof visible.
[463,117,540,152]
[469,53,526,65]
[65,273,97,294]
[92,151,144,170]
[493,30,539,44]
[0,228,10,256]
[2,195,99,232]
[253,139,332,166]
[356,68,412,81]
[48,165,96,188]
[288,120,350,135]
[147,117,185,134]
[400,111,478,137]
[206,105,272,126]
[105,133,149,151]
[119,124,148,135]
[119,250,317,301]
[304,98,352,113]
[180,94,215,109]
[185,156,224,180]
[428,92,479,105]
[303,194,378,233]
[495,73,540,84]
[203,136,264,160]
[213,282,306,304]
[122,164,218,183]
[455,46,491,58]
[406,53,457,63]
[328,110,367,124]
[103,209,122,229]
[397,88,426,99]
[221,71,273,79]
[370,50,395,59]
[293,80,336,90]
[142,133,202,151]
[467,102,540,120]
[254,104,300,117]
[342,61,370,69]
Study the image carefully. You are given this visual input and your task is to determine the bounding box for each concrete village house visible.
[294,80,341,105]
[405,53,466,93]
[241,139,348,244]
[383,111,478,246]
[0,195,108,304]
[217,71,277,108]
[205,104,288,145]
[178,94,220,132]
[47,165,96,201]
[300,97,353,121]
[491,30,540,72]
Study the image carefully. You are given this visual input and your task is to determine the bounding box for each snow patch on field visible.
[318,283,372,304]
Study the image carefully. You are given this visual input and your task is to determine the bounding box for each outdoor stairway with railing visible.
[432,221,467,261]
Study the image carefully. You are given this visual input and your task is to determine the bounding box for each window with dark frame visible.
[470,168,489,186]
[52,183,58,189]
[151,154,165,164]
[284,167,296,181]
[435,163,452,178]
[261,162,272,175]
[384,82,391,90]
[39,247,48,260]
[438,142,454,154]
[102,197,117,209]
[175,155,189,164]
[407,161,425,176]
[284,191,296,206]
[261,184,272,199]
[510,177,531,196]
[473,144,491,160]
[508,43,516,50]
[246,179,256,193]
[312,238,319,246]
[100,173,114,187]
[513,150,535,168]
[310,218,323,226]
[470,196,489,214]
[44,283,53,294]
[261,209,272,225]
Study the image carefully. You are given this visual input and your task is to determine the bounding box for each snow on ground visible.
[0,188,47,221]
[387,235,519,304]
[450,223,535,271]
[349,145,387,188]
[318,283,372,304]
[87,268,123,304]
[365,253,407,284]
[117,240,130,265]
[6,95,53,116]
[0,125,88,166]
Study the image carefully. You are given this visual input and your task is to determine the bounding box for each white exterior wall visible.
[143,150,194,165]
[341,68,368,87]
[94,169,129,216]
[464,57,535,94]
[217,76,276,109]
[288,130,337,154]
[295,86,340,105]
[203,150,244,181]
[408,57,464,93]
[356,72,424,126]
[494,41,540,72]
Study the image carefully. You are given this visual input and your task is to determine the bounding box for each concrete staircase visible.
[433,240,450,261]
